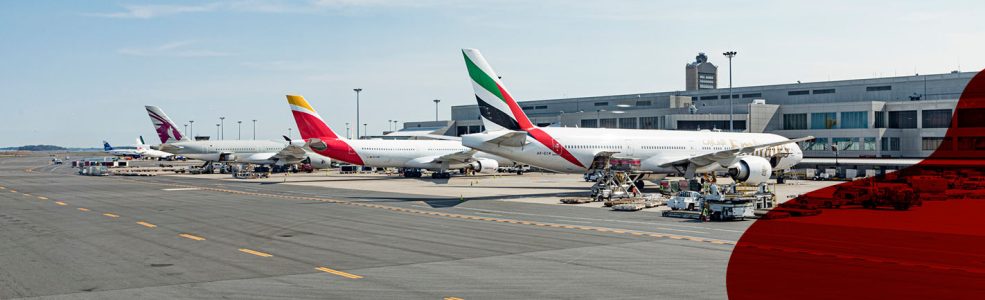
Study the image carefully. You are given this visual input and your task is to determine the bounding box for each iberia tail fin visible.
[286,95,341,140]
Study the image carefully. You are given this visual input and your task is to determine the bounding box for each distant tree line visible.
[0,145,68,151]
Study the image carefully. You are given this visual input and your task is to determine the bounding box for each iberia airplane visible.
[286,95,514,179]
[459,48,812,184]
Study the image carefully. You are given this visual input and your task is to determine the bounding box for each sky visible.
[2,0,984,147]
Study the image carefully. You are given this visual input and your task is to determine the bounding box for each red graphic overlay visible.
[727,71,985,299]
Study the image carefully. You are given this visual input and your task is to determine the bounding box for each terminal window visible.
[922,137,949,151]
[599,118,617,128]
[581,119,598,128]
[788,90,810,96]
[866,85,892,92]
[699,96,718,100]
[636,100,651,106]
[922,109,952,128]
[594,102,608,107]
[618,117,637,129]
[811,112,838,129]
[840,111,868,129]
[806,138,829,151]
[881,137,901,151]
[640,117,659,129]
[783,114,808,130]
[812,88,836,94]
[874,111,886,128]
[864,137,877,151]
[741,93,762,98]
[833,137,860,151]
[888,111,918,128]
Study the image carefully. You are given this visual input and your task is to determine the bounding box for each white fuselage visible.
[162,140,329,167]
[332,139,513,170]
[463,127,803,174]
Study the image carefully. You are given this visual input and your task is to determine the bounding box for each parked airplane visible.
[145,106,332,168]
[103,137,174,159]
[459,48,811,184]
[103,140,141,158]
[286,95,513,178]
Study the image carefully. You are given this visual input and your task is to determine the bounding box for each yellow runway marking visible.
[23,193,31,197]
[77,207,90,212]
[10,190,17,193]
[238,248,273,257]
[0,187,5,189]
[136,221,157,228]
[103,213,120,218]
[37,196,48,200]
[315,267,362,279]
[116,179,738,246]
[445,297,465,300]
[54,201,67,206]
[179,233,206,241]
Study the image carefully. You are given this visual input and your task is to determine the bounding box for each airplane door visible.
[624,139,636,157]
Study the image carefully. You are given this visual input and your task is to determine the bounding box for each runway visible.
[0,156,738,299]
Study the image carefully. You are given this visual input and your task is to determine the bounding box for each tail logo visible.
[148,110,183,142]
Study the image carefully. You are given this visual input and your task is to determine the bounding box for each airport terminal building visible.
[404,55,974,159]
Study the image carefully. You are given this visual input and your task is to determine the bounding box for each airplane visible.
[145,105,332,169]
[286,95,515,179]
[103,140,141,158]
[103,137,174,159]
[459,48,811,185]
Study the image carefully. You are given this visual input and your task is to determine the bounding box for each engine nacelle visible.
[218,153,237,162]
[727,156,772,185]
[306,155,332,169]
[469,158,500,174]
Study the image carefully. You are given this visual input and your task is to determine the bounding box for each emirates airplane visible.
[459,48,811,184]
[286,95,513,178]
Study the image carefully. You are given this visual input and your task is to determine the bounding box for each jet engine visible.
[306,156,332,169]
[468,158,500,174]
[727,156,772,185]
[218,153,237,162]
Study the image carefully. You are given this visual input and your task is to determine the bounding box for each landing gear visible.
[402,169,423,178]
[431,172,451,179]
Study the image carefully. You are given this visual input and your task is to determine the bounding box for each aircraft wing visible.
[485,131,528,147]
[272,145,308,164]
[656,136,814,168]
[428,149,479,164]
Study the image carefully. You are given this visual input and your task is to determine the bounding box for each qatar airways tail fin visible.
[462,48,535,132]
[145,106,189,144]
[286,95,341,140]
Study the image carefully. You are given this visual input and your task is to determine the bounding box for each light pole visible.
[388,119,393,132]
[354,88,362,139]
[237,120,242,140]
[345,122,350,139]
[363,123,367,138]
[184,124,188,136]
[723,51,737,131]
[215,123,220,140]
[433,99,441,121]
[189,120,194,138]
[252,119,257,140]
[219,116,225,139]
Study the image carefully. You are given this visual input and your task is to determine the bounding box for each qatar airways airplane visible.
[459,48,811,184]
[286,95,513,178]
[145,106,332,168]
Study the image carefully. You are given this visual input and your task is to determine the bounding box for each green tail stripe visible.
[463,51,505,103]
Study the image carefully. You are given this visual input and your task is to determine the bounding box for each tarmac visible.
[0,155,834,299]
